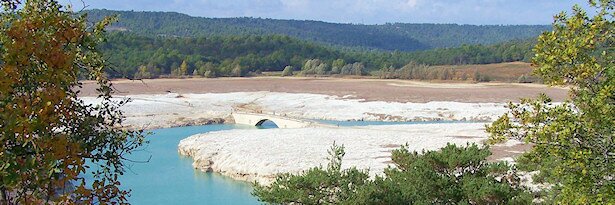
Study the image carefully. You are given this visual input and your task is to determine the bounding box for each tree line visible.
[85,9,549,51]
[101,32,535,80]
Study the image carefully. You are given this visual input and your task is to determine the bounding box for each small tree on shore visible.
[281,65,294,76]
[178,60,189,76]
[204,70,217,78]
[231,64,243,77]
[135,65,153,79]
[352,62,365,76]
[331,59,345,74]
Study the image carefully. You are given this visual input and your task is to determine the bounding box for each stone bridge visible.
[232,112,325,128]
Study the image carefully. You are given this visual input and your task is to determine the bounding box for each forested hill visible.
[86,9,549,51]
[101,32,534,79]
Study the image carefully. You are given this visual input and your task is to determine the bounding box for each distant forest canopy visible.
[87,9,550,51]
[101,32,536,79]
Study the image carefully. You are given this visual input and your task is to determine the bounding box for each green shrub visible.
[253,143,531,204]
[281,66,294,76]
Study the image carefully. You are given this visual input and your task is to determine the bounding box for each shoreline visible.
[82,92,514,130]
[141,119,492,132]
[79,89,539,186]
[177,123,528,185]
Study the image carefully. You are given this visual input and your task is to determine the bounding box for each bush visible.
[281,65,294,76]
[517,75,533,83]
[134,65,153,79]
[473,70,491,82]
[204,70,217,78]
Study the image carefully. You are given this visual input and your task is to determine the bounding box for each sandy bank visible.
[178,123,523,185]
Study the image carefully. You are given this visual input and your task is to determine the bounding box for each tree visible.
[231,64,243,77]
[253,144,371,204]
[315,63,330,75]
[281,65,294,76]
[301,59,324,75]
[378,65,396,79]
[134,65,153,79]
[331,59,345,74]
[96,30,540,79]
[178,60,189,76]
[204,70,217,78]
[340,64,353,75]
[196,62,216,77]
[487,0,614,203]
[0,0,145,204]
[253,144,531,204]
[351,62,365,76]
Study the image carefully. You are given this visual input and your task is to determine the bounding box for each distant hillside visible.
[86,9,550,51]
[100,32,534,78]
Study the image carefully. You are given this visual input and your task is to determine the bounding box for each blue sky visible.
[59,0,591,25]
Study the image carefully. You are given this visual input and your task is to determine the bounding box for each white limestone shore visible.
[82,91,529,185]
[177,123,509,185]
[82,91,509,129]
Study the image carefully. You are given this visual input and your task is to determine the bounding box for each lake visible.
[119,124,265,205]
[119,120,440,204]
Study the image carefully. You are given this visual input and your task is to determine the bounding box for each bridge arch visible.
[232,112,317,129]
[255,119,279,128]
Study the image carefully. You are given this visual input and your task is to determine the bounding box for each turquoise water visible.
[117,120,460,204]
[119,124,264,205]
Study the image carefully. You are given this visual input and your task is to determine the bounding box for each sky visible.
[58,0,591,25]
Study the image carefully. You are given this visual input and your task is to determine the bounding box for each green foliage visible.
[85,9,549,52]
[281,65,294,77]
[377,61,457,80]
[134,65,153,79]
[196,61,217,78]
[171,60,189,77]
[0,0,145,204]
[486,0,614,203]
[300,59,328,76]
[253,144,531,204]
[99,32,537,79]
[253,144,371,204]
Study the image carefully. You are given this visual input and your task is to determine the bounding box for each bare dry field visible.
[81,77,568,103]
[431,61,537,82]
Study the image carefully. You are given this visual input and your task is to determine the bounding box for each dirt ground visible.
[80,77,569,103]
[432,61,537,82]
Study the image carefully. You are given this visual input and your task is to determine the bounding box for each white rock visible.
[82,92,509,129]
[178,123,489,185]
